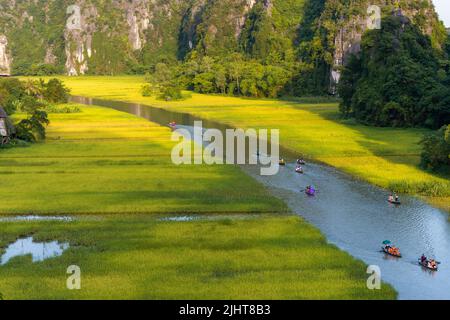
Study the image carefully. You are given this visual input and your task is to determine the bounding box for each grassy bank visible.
[49,75,449,212]
[0,215,396,300]
[0,103,396,299]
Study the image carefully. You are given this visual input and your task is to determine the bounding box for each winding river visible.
[71,96,450,300]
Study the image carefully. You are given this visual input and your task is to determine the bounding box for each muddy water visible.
[71,96,450,300]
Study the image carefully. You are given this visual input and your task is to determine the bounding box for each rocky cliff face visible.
[0,0,276,74]
[64,3,97,75]
[0,0,445,80]
[0,35,11,76]
[316,0,446,93]
[178,0,261,58]
[0,0,189,75]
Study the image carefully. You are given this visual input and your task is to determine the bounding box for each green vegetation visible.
[0,101,396,299]
[0,104,284,215]
[420,125,450,172]
[52,75,450,212]
[43,78,70,103]
[338,16,450,129]
[141,63,188,101]
[2,0,447,105]
[1,78,48,142]
[0,78,71,143]
[175,52,295,98]
[296,0,448,95]
[0,215,396,299]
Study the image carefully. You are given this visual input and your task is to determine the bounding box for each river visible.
[70,96,450,300]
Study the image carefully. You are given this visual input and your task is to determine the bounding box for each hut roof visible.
[0,107,8,118]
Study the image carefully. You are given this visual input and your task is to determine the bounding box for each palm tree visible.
[24,79,47,99]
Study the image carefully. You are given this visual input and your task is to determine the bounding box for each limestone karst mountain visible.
[0,0,446,92]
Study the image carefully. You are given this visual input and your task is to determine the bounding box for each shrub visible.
[141,84,157,97]
[43,79,70,103]
[14,110,49,142]
[43,104,81,114]
[157,85,184,101]
[420,125,450,171]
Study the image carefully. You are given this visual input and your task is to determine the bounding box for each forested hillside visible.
[0,0,447,97]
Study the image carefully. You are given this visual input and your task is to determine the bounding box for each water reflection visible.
[1,237,69,266]
[0,216,73,222]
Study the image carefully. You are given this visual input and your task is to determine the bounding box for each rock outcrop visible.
[0,0,445,81]
[327,0,444,93]
[64,4,97,76]
[126,0,151,51]
[0,35,11,76]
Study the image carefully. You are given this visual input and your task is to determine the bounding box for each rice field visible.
[0,215,396,300]
[0,104,285,215]
[0,103,396,299]
[48,75,449,212]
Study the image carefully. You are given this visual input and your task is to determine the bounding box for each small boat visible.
[382,246,402,258]
[295,167,304,174]
[279,159,286,166]
[418,259,438,271]
[388,194,401,205]
[297,159,306,165]
[305,186,316,196]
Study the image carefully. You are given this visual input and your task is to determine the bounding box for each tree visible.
[154,63,172,85]
[44,79,70,103]
[264,65,291,98]
[193,72,215,93]
[214,64,227,94]
[0,78,52,142]
[226,54,246,95]
[420,125,450,171]
[158,84,184,101]
[0,78,26,114]
[14,110,49,142]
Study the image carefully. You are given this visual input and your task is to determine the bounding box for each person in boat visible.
[297,158,305,165]
[295,166,303,173]
[306,185,315,195]
[421,254,427,263]
[394,194,400,203]
[429,259,437,268]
